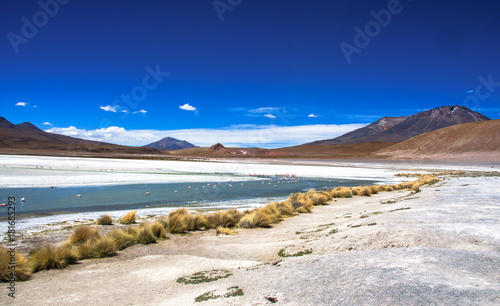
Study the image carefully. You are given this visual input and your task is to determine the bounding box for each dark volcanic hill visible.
[0,117,164,155]
[143,137,197,150]
[307,106,490,145]
[309,116,407,145]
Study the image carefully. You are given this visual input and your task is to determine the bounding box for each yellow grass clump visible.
[260,204,283,224]
[216,226,234,235]
[120,211,137,224]
[192,214,208,230]
[331,187,353,198]
[358,187,372,197]
[206,210,237,229]
[238,210,271,228]
[96,215,113,225]
[135,227,157,244]
[29,245,78,273]
[66,226,101,245]
[89,237,118,258]
[107,229,136,250]
[168,209,194,233]
[143,222,167,239]
[0,247,31,282]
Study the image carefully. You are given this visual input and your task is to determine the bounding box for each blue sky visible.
[1,0,499,147]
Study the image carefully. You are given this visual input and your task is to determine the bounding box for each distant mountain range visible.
[0,117,163,155]
[143,137,197,150]
[308,106,490,145]
[1,105,497,161]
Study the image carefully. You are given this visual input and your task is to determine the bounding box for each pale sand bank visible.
[3,174,499,305]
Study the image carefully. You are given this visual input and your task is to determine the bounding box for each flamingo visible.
[21,198,25,202]
[174,190,178,193]
[76,194,82,197]
[145,192,150,195]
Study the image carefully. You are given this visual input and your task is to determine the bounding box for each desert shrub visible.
[120,211,137,224]
[67,226,101,245]
[226,209,244,225]
[136,227,157,244]
[358,187,372,196]
[157,216,169,229]
[91,237,117,258]
[331,187,352,198]
[260,204,282,224]
[0,247,31,282]
[97,215,113,225]
[370,185,380,194]
[168,209,194,233]
[107,229,136,250]
[29,245,78,273]
[144,222,167,239]
[274,201,295,216]
[216,226,234,235]
[205,211,237,229]
[411,183,420,192]
[192,214,208,230]
[238,210,271,228]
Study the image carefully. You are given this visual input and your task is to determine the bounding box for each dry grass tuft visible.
[358,187,372,197]
[260,204,283,224]
[168,209,194,233]
[216,226,234,235]
[0,247,31,282]
[206,211,238,229]
[120,211,137,224]
[331,187,353,198]
[107,229,136,250]
[143,222,167,239]
[135,227,157,244]
[238,210,271,228]
[29,245,78,273]
[66,226,101,245]
[273,201,295,216]
[91,237,118,258]
[192,214,208,230]
[96,215,113,225]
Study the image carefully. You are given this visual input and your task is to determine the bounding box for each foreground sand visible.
[2,175,500,305]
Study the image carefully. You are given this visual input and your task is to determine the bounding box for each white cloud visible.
[45,124,366,148]
[308,114,319,118]
[100,105,119,112]
[248,107,280,114]
[264,114,277,119]
[465,90,474,94]
[179,103,196,111]
[132,109,147,114]
[32,105,37,108]
[16,102,27,107]
[42,122,53,126]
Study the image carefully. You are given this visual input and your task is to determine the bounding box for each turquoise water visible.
[0,177,374,215]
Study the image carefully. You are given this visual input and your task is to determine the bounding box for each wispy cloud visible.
[132,109,147,114]
[308,114,319,118]
[465,90,474,94]
[46,123,366,148]
[264,114,277,119]
[100,105,119,112]
[16,102,27,107]
[32,105,37,108]
[42,122,53,126]
[179,103,196,111]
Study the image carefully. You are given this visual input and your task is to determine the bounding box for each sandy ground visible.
[2,174,499,305]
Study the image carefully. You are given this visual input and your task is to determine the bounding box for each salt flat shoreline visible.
[1,159,499,304]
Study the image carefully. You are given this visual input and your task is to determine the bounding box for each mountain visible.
[143,137,197,150]
[376,119,500,161]
[309,116,407,145]
[0,117,164,156]
[307,106,490,145]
